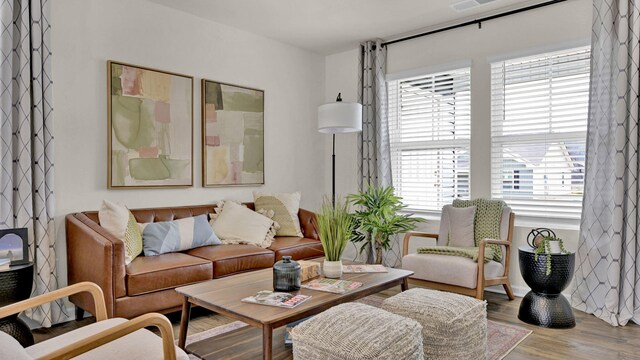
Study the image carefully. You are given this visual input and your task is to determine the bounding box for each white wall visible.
[52,0,326,286]
[326,0,592,293]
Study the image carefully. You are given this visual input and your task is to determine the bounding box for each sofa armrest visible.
[66,213,126,318]
[299,208,319,240]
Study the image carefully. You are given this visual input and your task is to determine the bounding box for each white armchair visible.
[402,204,515,300]
[0,282,188,360]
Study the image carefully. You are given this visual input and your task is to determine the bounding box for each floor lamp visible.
[318,93,363,206]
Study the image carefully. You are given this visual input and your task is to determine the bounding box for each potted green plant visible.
[347,186,422,265]
[316,197,354,278]
[534,235,569,275]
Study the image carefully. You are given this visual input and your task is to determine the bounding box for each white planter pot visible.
[323,260,343,279]
[548,241,563,254]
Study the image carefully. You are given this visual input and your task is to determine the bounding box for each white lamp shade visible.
[317,102,362,134]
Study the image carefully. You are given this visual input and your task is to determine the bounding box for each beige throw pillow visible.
[253,191,303,237]
[210,201,275,248]
[440,205,476,248]
[98,200,143,264]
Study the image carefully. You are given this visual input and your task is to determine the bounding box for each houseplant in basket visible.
[316,197,354,278]
[347,186,422,265]
[534,236,569,275]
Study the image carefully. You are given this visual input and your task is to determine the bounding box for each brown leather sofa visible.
[65,203,323,319]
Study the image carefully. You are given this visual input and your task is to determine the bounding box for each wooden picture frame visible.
[201,79,265,187]
[107,61,194,189]
[0,228,29,265]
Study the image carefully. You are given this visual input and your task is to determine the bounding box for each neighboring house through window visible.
[388,67,471,212]
[490,46,590,219]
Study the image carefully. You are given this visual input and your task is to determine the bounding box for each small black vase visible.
[273,256,301,292]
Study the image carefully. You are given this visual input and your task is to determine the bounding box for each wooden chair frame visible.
[402,213,515,301]
[0,282,178,360]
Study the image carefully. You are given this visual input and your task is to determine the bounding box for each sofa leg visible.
[75,306,85,321]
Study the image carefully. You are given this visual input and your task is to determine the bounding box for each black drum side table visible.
[517,247,575,328]
[0,262,35,346]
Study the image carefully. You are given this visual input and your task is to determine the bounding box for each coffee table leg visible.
[262,325,273,360]
[178,298,192,350]
[401,278,409,292]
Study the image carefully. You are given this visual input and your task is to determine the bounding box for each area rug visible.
[184,295,531,360]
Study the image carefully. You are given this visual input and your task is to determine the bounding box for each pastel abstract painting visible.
[108,61,193,188]
[202,80,264,186]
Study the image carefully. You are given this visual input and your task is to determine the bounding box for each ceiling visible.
[147,0,549,55]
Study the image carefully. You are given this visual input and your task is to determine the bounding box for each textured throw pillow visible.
[441,205,476,248]
[209,201,281,247]
[99,200,143,265]
[211,201,274,248]
[253,191,303,237]
[140,214,221,256]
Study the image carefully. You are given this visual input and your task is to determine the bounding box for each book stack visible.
[241,291,311,309]
[301,278,363,294]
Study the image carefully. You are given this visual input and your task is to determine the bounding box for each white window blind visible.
[389,68,471,212]
[491,46,590,219]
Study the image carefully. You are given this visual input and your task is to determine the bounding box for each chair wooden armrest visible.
[402,231,439,256]
[41,312,177,360]
[0,282,107,321]
[480,239,510,246]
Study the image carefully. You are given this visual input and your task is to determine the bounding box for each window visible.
[491,46,590,219]
[388,68,471,212]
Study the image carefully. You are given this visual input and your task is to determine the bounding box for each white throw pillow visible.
[98,200,143,265]
[440,205,476,248]
[211,201,274,248]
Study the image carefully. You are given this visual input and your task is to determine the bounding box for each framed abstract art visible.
[201,79,265,187]
[107,61,193,188]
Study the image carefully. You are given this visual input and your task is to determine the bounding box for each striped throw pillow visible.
[140,215,221,256]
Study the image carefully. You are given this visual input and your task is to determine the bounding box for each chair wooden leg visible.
[475,287,484,300]
[75,306,85,321]
[503,282,515,300]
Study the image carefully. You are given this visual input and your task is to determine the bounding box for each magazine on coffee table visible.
[301,278,363,294]
[342,264,388,273]
[241,291,311,309]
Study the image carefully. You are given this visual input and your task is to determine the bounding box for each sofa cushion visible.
[268,237,324,261]
[402,253,504,289]
[126,253,212,296]
[186,244,275,278]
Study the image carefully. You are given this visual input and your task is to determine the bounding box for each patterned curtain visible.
[571,0,640,326]
[357,40,400,267]
[358,39,392,190]
[0,0,67,327]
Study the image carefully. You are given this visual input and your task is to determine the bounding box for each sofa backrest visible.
[81,203,318,240]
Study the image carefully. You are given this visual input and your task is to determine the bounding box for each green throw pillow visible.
[253,191,303,237]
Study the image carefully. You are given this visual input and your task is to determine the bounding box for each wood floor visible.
[33,284,640,359]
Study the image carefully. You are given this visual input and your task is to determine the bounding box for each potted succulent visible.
[316,198,354,278]
[347,186,422,265]
[533,235,569,275]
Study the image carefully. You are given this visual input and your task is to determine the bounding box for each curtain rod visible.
[381,0,568,47]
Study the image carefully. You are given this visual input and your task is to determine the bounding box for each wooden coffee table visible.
[176,260,413,360]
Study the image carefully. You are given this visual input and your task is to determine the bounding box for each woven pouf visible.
[291,302,424,360]
[382,288,487,360]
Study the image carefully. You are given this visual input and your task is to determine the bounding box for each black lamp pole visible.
[331,93,343,208]
[332,133,336,207]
